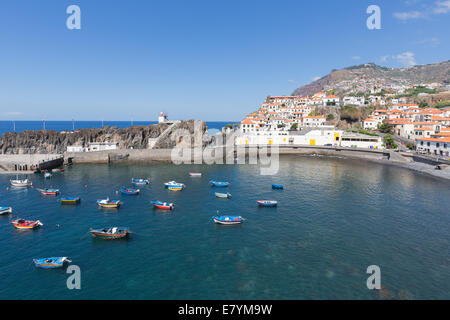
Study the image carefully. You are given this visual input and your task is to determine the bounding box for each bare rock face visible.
[0,123,170,154]
[153,120,209,149]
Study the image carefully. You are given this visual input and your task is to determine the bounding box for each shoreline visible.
[1,151,449,181]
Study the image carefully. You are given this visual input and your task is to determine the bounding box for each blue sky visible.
[0,0,449,121]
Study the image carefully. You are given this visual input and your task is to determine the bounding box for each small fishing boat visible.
[120,187,140,195]
[189,172,202,177]
[33,257,71,269]
[0,207,12,215]
[131,178,149,185]
[10,179,32,188]
[257,200,278,207]
[60,197,81,204]
[210,180,229,187]
[168,185,184,191]
[213,215,244,225]
[151,200,174,210]
[12,219,43,230]
[52,168,64,172]
[38,188,60,196]
[164,181,185,188]
[90,227,130,239]
[44,172,52,179]
[97,198,121,208]
[215,192,232,199]
[272,184,284,190]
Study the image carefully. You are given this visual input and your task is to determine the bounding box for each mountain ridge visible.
[292,60,450,97]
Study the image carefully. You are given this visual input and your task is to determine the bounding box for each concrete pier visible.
[0,154,64,173]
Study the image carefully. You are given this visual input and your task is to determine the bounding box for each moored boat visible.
[151,200,174,210]
[0,207,12,215]
[60,197,81,204]
[90,227,130,239]
[257,200,278,207]
[120,187,140,195]
[168,185,183,191]
[10,179,32,188]
[131,178,149,185]
[38,188,60,196]
[12,219,43,230]
[33,257,71,269]
[44,172,52,179]
[272,184,284,190]
[189,172,202,177]
[210,180,229,187]
[164,181,185,188]
[97,198,121,208]
[213,215,244,225]
[52,168,64,172]
[215,192,232,199]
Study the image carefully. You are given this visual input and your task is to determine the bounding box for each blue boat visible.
[213,216,243,225]
[131,178,149,185]
[33,257,71,269]
[272,184,284,190]
[120,187,140,195]
[210,180,229,187]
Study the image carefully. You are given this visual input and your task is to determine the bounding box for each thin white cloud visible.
[352,56,361,61]
[394,0,450,20]
[393,52,417,67]
[380,55,389,63]
[434,0,450,13]
[414,37,440,46]
[4,111,23,116]
[393,11,426,20]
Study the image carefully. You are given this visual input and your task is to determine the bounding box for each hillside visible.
[292,60,450,96]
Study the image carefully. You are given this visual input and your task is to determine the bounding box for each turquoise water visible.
[0,155,449,299]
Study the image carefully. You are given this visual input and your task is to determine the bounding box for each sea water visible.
[0,155,448,299]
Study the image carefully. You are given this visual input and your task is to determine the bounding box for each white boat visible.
[0,207,12,215]
[10,179,32,187]
[189,172,202,177]
[164,181,185,188]
[44,172,52,179]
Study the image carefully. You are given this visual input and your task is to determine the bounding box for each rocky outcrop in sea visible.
[0,120,208,154]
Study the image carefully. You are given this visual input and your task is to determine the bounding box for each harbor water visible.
[0,155,448,299]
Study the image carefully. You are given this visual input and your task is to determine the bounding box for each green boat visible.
[215,192,232,199]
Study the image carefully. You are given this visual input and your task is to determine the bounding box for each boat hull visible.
[189,173,202,177]
[213,216,243,225]
[33,257,69,269]
[120,189,140,195]
[272,184,284,190]
[0,207,12,215]
[91,232,129,239]
[12,220,43,230]
[60,198,80,204]
[257,201,278,207]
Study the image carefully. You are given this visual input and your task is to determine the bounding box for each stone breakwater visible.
[0,120,208,154]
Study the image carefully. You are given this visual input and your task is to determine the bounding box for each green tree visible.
[290,123,298,131]
[378,120,393,133]
[383,134,398,149]
[326,114,334,121]
[419,101,428,108]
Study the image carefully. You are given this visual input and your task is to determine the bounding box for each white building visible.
[67,142,118,153]
[416,137,450,156]
[343,96,366,106]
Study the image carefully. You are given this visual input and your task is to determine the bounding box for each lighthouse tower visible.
[158,112,168,124]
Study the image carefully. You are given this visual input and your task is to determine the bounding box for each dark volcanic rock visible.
[0,124,170,154]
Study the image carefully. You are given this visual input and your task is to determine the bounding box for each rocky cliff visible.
[0,120,208,154]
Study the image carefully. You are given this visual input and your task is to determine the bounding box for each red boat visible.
[38,188,60,195]
[152,201,174,210]
[12,219,43,230]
